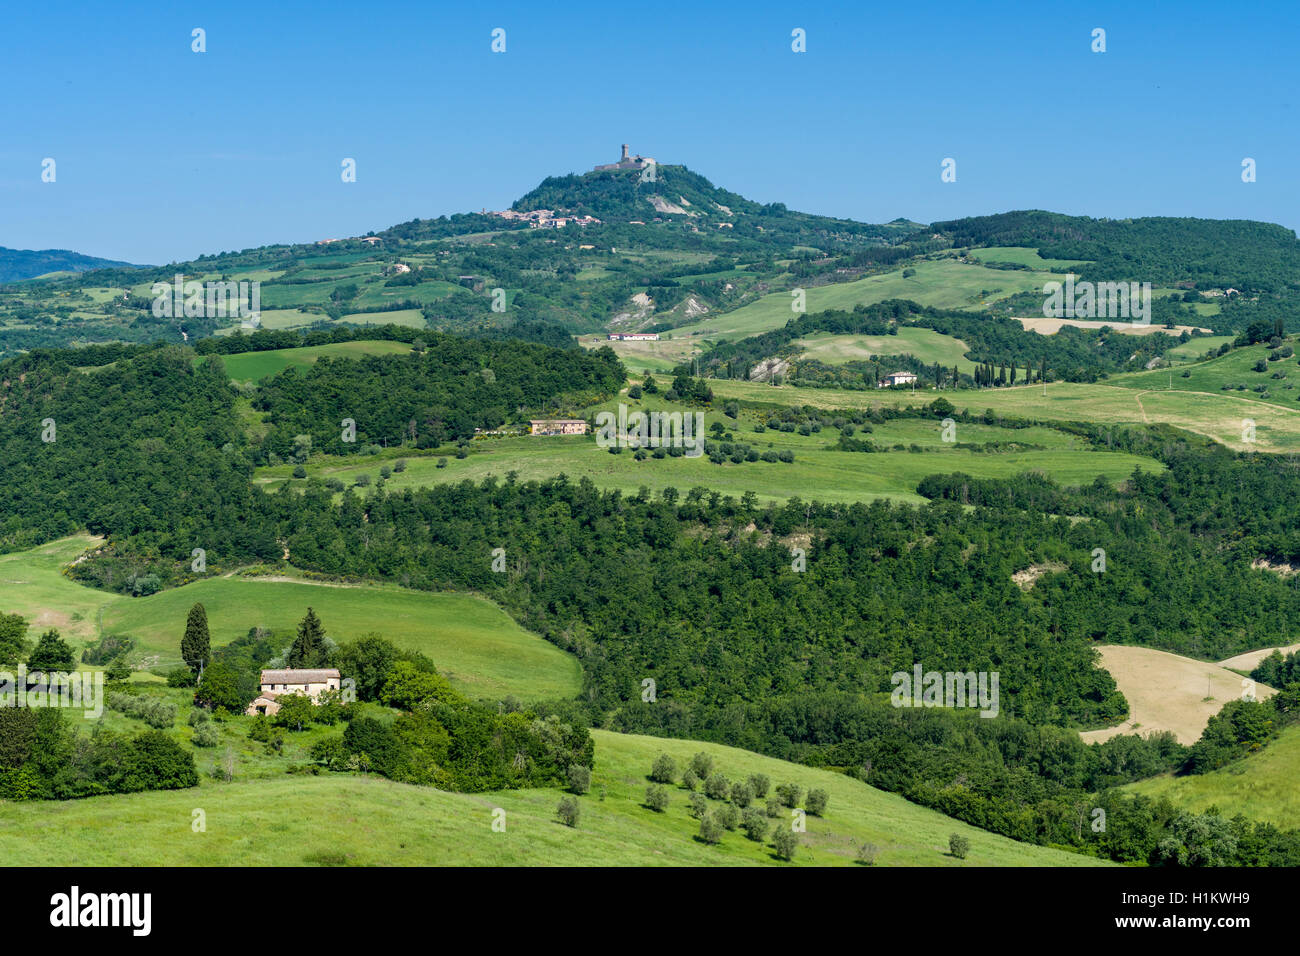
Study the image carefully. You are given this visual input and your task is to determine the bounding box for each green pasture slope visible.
[101,576,580,702]
[708,377,1300,454]
[965,246,1090,270]
[1124,723,1300,830]
[1162,336,1234,362]
[0,533,110,644]
[676,258,1060,341]
[0,730,1108,866]
[0,536,578,702]
[1112,340,1300,412]
[256,393,1160,506]
[793,328,979,373]
[209,340,415,380]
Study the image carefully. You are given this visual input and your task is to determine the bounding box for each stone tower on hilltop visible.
[594,144,655,172]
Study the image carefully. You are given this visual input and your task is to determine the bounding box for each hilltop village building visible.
[245,668,342,717]
[529,419,589,436]
[494,208,601,229]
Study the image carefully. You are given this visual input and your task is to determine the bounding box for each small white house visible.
[881,371,918,387]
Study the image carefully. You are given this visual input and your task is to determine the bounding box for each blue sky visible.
[2,0,1297,263]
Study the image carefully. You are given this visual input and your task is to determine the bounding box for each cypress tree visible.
[181,603,211,673]
[288,607,326,668]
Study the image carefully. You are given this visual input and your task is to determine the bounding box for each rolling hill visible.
[0,246,138,283]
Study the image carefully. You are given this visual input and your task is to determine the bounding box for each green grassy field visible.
[0,533,111,643]
[708,378,1300,453]
[211,340,415,380]
[1163,336,1235,362]
[1111,341,1300,412]
[100,576,580,702]
[0,729,1108,866]
[966,246,1090,270]
[675,259,1060,341]
[0,535,578,702]
[1124,723,1300,829]
[256,393,1160,506]
[338,308,427,328]
[793,328,978,373]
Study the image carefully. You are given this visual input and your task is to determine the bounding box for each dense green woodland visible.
[251,333,622,458]
[929,211,1300,293]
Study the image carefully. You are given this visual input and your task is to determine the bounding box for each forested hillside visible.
[0,246,138,283]
[250,333,624,459]
[929,211,1300,292]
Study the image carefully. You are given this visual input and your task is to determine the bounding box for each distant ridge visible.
[0,246,138,284]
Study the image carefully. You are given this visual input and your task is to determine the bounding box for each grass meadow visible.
[0,729,1109,867]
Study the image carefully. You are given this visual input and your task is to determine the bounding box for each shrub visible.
[27,629,75,671]
[765,796,783,818]
[310,736,348,770]
[645,784,670,812]
[856,842,879,865]
[107,692,176,729]
[105,658,131,682]
[747,773,770,798]
[698,812,724,845]
[272,693,317,731]
[775,783,802,808]
[689,751,714,780]
[121,730,199,792]
[567,763,592,795]
[247,715,274,742]
[292,465,307,479]
[771,828,799,861]
[192,722,220,747]
[949,834,970,859]
[704,773,730,800]
[557,796,580,828]
[81,633,134,665]
[805,788,829,816]
[687,792,709,819]
[741,807,769,842]
[715,803,739,830]
[649,753,677,784]
[730,781,753,808]
[187,707,210,727]
[681,768,699,791]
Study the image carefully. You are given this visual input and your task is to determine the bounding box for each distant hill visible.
[0,246,137,283]
[512,162,914,247]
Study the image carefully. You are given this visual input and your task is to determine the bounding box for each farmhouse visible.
[607,332,660,341]
[529,419,589,436]
[880,371,918,387]
[245,668,342,717]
